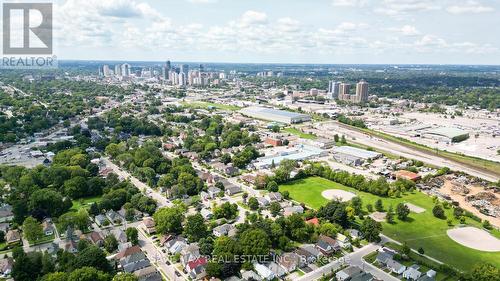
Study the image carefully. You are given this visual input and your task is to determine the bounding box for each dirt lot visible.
[440,177,500,228]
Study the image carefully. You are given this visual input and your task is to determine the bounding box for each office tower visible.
[121,63,131,77]
[179,72,186,86]
[114,64,122,77]
[181,64,189,75]
[356,80,369,102]
[102,65,111,77]
[339,83,350,101]
[166,60,171,71]
[328,81,340,99]
[199,64,204,72]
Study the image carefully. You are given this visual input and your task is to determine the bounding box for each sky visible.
[2,0,500,64]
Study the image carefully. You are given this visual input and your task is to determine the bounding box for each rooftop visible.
[332,145,381,159]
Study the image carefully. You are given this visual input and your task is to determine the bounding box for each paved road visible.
[309,121,499,182]
[295,236,399,281]
[102,157,172,208]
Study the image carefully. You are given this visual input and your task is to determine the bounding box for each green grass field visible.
[279,177,500,270]
[70,195,102,212]
[283,127,317,139]
[182,101,240,111]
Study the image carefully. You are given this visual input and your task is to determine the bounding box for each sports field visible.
[279,176,500,270]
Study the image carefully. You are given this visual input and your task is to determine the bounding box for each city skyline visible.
[5,0,497,65]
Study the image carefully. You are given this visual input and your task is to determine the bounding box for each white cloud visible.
[447,1,494,14]
[240,10,268,26]
[375,0,441,16]
[332,0,367,7]
[388,25,420,36]
[186,0,218,3]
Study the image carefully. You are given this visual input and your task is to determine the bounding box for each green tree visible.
[184,214,208,242]
[239,229,270,256]
[350,196,363,215]
[248,197,259,210]
[104,235,118,253]
[153,205,185,234]
[375,199,384,212]
[386,205,395,224]
[266,181,279,192]
[112,273,138,281]
[465,262,500,281]
[269,202,281,217]
[41,272,69,281]
[73,246,112,273]
[67,267,111,281]
[23,216,43,243]
[360,217,382,242]
[432,204,446,219]
[396,203,410,220]
[126,227,138,245]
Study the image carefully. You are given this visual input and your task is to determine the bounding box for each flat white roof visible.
[332,146,381,159]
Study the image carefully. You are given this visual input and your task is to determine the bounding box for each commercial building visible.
[252,144,326,169]
[339,83,350,101]
[240,106,311,124]
[328,81,340,99]
[423,127,469,143]
[332,146,381,166]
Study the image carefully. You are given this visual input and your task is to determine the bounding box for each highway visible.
[309,121,499,182]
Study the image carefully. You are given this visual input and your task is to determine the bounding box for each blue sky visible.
[40,0,500,64]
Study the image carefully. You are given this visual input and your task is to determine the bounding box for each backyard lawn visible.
[70,195,102,212]
[279,176,500,270]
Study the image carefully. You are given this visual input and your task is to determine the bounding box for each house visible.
[42,219,54,236]
[0,205,14,222]
[166,238,188,254]
[118,242,133,252]
[241,174,257,185]
[225,185,243,196]
[200,172,217,185]
[425,270,437,278]
[277,252,301,273]
[417,276,435,281]
[265,192,282,202]
[6,229,20,244]
[254,263,275,280]
[0,223,9,233]
[256,197,269,207]
[181,244,200,266]
[89,231,104,247]
[186,257,207,272]
[112,229,128,243]
[106,210,123,224]
[403,266,422,280]
[115,245,141,260]
[295,247,316,264]
[337,233,351,248]
[133,266,162,281]
[200,208,213,220]
[336,265,363,281]
[0,257,13,277]
[120,251,149,272]
[64,240,78,253]
[200,191,210,201]
[375,249,394,265]
[268,262,286,278]
[306,217,320,226]
[347,229,361,240]
[241,270,262,281]
[315,235,340,255]
[283,205,303,217]
[207,186,222,198]
[386,259,406,275]
[159,234,174,247]
[142,217,156,235]
[94,214,108,226]
[213,223,236,237]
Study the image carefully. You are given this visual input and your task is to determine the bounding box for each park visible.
[279,176,500,270]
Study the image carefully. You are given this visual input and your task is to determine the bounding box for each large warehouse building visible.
[332,146,382,166]
[423,127,469,143]
[240,106,311,124]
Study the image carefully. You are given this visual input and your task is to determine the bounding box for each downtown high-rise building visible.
[327,81,340,99]
[121,63,131,77]
[102,65,111,77]
[339,83,350,100]
[180,64,189,75]
[114,64,122,77]
[355,80,369,102]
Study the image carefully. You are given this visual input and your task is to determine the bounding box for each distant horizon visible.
[58,59,500,67]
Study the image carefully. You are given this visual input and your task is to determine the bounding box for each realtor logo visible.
[3,3,53,55]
